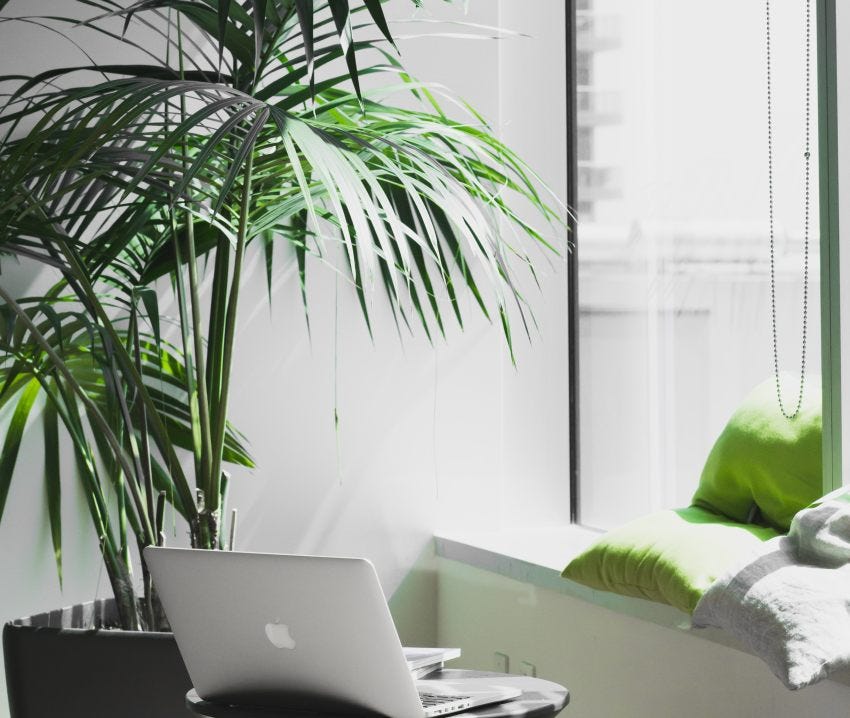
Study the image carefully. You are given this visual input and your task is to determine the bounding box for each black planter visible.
[4,599,192,718]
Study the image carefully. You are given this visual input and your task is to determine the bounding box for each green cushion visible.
[562,506,780,614]
[692,374,822,531]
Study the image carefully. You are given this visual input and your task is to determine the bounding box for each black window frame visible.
[566,0,580,523]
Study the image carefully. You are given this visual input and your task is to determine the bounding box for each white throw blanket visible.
[692,493,850,690]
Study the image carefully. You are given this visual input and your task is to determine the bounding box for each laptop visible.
[144,547,521,718]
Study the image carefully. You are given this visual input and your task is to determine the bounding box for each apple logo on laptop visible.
[265,619,296,650]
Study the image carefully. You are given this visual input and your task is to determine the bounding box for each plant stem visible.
[206,236,230,416]
[170,211,204,482]
[103,542,142,631]
[185,213,215,495]
[175,22,215,503]
[130,309,156,535]
[208,152,254,514]
[169,13,204,486]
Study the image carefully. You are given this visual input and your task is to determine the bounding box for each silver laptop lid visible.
[144,547,424,718]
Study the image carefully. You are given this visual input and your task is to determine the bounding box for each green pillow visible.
[562,506,780,614]
[692,374,822,531]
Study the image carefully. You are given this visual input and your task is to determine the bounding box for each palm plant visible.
[0,0,561,631]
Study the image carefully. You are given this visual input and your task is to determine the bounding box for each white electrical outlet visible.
[493,652,510,673]
[519,661,537,677]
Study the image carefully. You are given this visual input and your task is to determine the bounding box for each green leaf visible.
[291,211,310,332]
[171,101,263,205]
[213,106,269,214]
[218,0,233,66]
[294,0,315,95]
[135,287,161,352]
[363,0,395,48]
[260,229,275,305]
[250,0,268,74]
[114,0,253,66]
[0,378,41,521]
[499,306,515,366]
[43,400,63,587]
[8,64,228,101]
[328,0,362,99]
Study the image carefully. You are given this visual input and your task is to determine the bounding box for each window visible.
[571,0,822,528]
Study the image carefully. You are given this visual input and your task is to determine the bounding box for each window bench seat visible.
[433,527,850,688]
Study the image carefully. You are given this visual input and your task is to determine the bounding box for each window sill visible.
[434,525,850,687]
[434,525,694,630]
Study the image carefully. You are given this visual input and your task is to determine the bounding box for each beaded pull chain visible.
[766,0,812,420]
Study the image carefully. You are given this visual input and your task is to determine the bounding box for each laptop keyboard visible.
[420,692,472,708]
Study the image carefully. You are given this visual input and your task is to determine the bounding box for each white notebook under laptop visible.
[144,548,520,718]
[405,647,462,679]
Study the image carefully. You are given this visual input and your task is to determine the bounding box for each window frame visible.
[565,0,581,523]
[817,0,842,494]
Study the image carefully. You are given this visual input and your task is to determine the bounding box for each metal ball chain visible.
[766,0,811,420]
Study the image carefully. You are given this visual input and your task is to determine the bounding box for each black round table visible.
[186,669,569,718]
